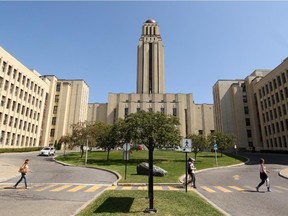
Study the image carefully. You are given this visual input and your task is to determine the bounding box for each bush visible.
[0,147,42,153]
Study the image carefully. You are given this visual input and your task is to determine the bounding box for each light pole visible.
[213,136,218,166]
[85,136,89,166]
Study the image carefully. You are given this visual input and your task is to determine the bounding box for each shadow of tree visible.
[94,197,142,213]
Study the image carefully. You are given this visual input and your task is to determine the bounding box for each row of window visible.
[0,113,39,134]
[0,78,43,108]
[259,70,288,98]
[261,104,287,123]
[0,130,36,147]
[266,135,288,148]
[260,87,288,109]
[263,119,288,136]
[0,100,41,120]
[1,95,42,113]
[0,60,45,97]
[124,107,177,116]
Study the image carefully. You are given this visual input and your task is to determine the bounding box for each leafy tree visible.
[186,134,208,160]
[121,111,181,211]
[103,119,126,160]
[59,135,72,156]
[207,132,235,157]
[70,122,89,158]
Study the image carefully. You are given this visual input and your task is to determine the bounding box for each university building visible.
[0,19,214,149]
[213,59,288,151]
[0,47,89,148]
[87,19,215,137]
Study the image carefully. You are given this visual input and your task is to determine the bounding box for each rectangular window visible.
[160,107,165,114]
[50,129,55,137]
[124,107,129,117]
[53,106,58,114]
[52,117,57,125]
[56,83,61,91]
[173,108,177,116]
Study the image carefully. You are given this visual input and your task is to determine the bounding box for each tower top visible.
[145,19,157,24]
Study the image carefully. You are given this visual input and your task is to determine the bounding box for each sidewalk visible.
[0,161,19,182]
[279,168,288,179]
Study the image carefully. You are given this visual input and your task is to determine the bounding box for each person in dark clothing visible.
[256,158,271,192]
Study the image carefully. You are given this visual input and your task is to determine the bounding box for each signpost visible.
[123,143,131,180]
[182,138,192,192]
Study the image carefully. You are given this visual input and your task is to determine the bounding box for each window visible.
[160,107,165,114]
[7,65,12,75]
[17,72,21,82]
[173,108,177,116]
[124,107,129,117]
[2,61,7,72]
[245,118,251,126]
[50,129,55,137]
[55,95,59,103]
[137,107,140,113]
[244,107,249,114]
[1,96,5,107]
[52,117,57,125]
[4,80,9,90]
[56,83,61,91]
[53,106,58,114]
[247,130,252,138]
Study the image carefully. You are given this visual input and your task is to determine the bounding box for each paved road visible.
[0,151,118,216]
[196,152,288,216]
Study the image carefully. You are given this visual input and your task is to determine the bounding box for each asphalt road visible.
[196,152,288,216]
[0,151,118,216]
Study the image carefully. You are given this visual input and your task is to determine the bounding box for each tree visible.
[103,119,126,160]
[122,111,181,212]
[207,132,235,157]
[70,122,88,158]
[59,135,72,156]
[186,134,208,160]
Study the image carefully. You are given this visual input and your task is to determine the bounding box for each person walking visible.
[184,158,197,188]
[256,158,271,192]
[14,159,30,189]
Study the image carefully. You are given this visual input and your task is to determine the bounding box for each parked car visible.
[39,147,56,156]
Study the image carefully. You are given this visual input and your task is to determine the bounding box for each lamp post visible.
[85,136,89,166]
[213,136,218,166]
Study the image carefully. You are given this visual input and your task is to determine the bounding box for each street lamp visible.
[213,136,218,166]
[85,136,89,166]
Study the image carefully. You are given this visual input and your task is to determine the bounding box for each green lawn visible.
[76,190,224,216]
[56,150,246,183]
[56,150,244,216]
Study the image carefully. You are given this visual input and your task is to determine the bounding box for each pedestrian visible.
[184,157,197,188]
[256,158,271,192]
[14,159,30,189]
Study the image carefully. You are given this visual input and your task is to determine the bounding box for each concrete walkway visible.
[0,161,19,182]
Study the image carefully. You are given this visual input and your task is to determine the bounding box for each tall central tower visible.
[136,19,165,94]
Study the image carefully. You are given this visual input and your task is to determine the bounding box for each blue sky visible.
[1,1,288,104]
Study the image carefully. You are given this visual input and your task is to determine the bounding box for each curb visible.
[279,168,288,179]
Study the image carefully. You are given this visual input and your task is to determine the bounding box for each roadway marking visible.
[233,175,240,180]
[214,186,232,192]
[274,186,288,191]
[201,186,216,193]
[228,186,245,191]
[36,184,57,191]
[85,185,101,192]
[68,185,87,192]
[51,184,73,192]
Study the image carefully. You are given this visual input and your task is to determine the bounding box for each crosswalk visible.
[0,184,287,193]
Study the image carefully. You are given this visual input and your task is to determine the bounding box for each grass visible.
[56,150,246,183]
[56,150,244,216]
[76,190,224,216]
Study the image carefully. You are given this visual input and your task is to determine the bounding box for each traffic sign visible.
[182,138,192,152]
[123,143,131,151]
[213,143,218,151]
